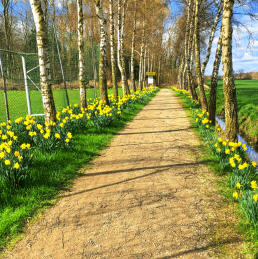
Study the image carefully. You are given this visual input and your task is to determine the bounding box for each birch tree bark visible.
[143,46,147,87]
[201,0,223,76]
[138,43,144,90]
[147,49,150,72]
[95,0,109,105]
[109,0,118,98]
[138,1,146,90]
[158,56,161,86]
[182,0,191,91]
[194,0,208,111]
[117,0,130,96]
[77,0,87,108]
[177,60,183,89]
[30,0,56,122]
[209,29,222,125]
[130,0,137,92]
[186,0,198,99]
[150,53,154,72]
[221,0,238,141]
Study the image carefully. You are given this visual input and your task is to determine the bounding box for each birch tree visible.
[30,0,56,122]
[209,28,222,125]
[95,0,109,105]
[130,0,137,92]
[186,0,198,99]
[138,1,146,90]
[194,0,208,111]
[109,0,118,99]
[143,46,147,87]
[221,0,238,141]
[77,0,87,108]
[182,0,191,91]
[201,0,223,76]
[117,0,130,96]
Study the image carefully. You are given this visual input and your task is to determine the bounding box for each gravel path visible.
[4,89,246,258]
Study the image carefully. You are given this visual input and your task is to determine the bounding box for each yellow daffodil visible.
[233,191,238,200]
[236,183,241,189]
[13,163,20,169]
[4,160,11,166]
[225,149,230,155]
[0,152,5,159]
[55,133,61,139]
[253,194,258,202]
[251,181,257,190]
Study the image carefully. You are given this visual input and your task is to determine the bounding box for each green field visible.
[206,80,258,147]
[0,88,122,122]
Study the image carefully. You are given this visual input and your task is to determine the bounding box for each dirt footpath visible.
[4,89,246,258]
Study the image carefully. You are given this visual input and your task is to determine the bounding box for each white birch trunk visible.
[201,0,223,75]
[95,0,109,105]
[138,44,143,90]
[186,0,197,98]
[194,0,208,111]
[117,0,130,96]
[109,0,118,98]
[130,0,137,92]
[209,27,222,124]
[77,0,87,108]
[143,46,147,87]
[30,0,56,122]
[222,0,238,141]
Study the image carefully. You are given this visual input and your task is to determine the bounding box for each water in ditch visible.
[216,116,258,163]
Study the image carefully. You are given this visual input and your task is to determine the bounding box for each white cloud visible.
[205,13,258,75]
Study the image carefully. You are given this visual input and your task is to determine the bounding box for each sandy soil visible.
[3,89,247,258]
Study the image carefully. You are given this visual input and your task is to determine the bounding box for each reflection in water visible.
[216,116,258,162]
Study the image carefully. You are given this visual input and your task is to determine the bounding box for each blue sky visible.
[206,14,258,75]
[168,1,258,76]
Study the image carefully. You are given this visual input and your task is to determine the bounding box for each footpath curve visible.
[4,89,245,258]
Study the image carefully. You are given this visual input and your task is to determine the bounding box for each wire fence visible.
[0,28,100,122]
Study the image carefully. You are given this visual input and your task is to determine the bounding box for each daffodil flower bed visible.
[173,87,258,229]
[0,87,158,188]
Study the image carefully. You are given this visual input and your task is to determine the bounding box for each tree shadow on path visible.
[61,160,212,198]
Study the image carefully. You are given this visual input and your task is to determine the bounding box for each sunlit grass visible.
[0,88,123,122]
[206,80,258,148]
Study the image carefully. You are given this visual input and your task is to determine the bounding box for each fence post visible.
[21,55,32,115]
[0,51,10,121]
[53,24,70,106]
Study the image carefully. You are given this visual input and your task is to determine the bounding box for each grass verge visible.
[173,88,258,258]
[205,80,258,149]
[0,88,124,122]
[0,89,158,253]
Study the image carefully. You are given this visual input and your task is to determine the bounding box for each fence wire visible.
[0,28,100,122]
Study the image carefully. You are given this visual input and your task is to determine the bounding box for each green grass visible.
[174,89,258,257]
[0,88,122,122]
[206,80,258,148]
[0,91,157,252]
